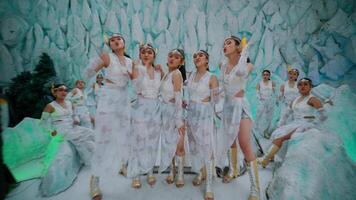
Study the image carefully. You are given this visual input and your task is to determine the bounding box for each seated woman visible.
[264,80,356,199]
[258,78,327,167]
[39,83,95,196]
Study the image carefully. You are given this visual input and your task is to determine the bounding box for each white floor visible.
[6,165,273,200]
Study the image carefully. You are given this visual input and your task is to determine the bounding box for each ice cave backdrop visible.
[0,0,355,161]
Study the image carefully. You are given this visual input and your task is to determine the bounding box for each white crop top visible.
[284,81,299,103]
[187,71,212,103]
[136,65,161,99]
[160,69,182,103]
[103,52,132,87]
[70,88,87,106]
[292,94,317,120]
[259,80,273,99]
[221,48,250,97]
[49,101,74,128]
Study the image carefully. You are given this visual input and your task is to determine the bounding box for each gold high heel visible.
[247,160,260,200]
[166,159,176,184]
[147,168,156,186]
[192,167,206,186]
[147,175,156,186]
[205,192,214,200]
[90,176,102,200]
[257,144,280,168]
[175,156,185,188]
[132,177,141,189]
[223,147,238,183]
[205,159,214,200]
[119,163,127,177]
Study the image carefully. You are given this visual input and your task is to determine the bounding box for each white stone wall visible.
[0,0,355,87]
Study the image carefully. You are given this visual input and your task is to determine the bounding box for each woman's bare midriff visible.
[234,90,245,97]
[105,79,115,84]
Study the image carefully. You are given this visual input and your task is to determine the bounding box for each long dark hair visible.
[179,64,187,82]
[177,49,187,82]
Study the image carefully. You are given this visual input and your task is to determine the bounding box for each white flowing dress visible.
[216,48,253,167]
[40,100,95,196]
[277,81,299,127]
[127,65,161,177]
[271,94,318,140]
[267,94,356,199]
[159,69,184,172]
[255,80,275,137]
[69,88,92,129]
[186,72,217,172]
[89,53,132,177]
[86,82,102,118]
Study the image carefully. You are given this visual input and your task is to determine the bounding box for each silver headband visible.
[298,78,312,85]
[224,36,241,44]
[140,44,156,54]
[193,50,209,59]
[106,33,125,45]
[56,85,67,90]
[169,49,184,58]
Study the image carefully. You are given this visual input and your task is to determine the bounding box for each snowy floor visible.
[5,165,273,200]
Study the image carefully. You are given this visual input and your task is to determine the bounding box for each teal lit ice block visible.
[2,118,52,181]
[2,117,82,196]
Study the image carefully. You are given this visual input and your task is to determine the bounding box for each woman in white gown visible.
[40,83,95,196]
[86,74,104,126]
[127,43,163,188]
[265,81,356,199]
[69,80,92,129]
[217,36,260,200]
[255,70,275,138]
[159,49,186,188]
[277,68,299,127]
[84,33,133,200]
[186,50,219,200]
[258,78,327,168]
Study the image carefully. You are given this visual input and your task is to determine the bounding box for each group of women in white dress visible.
[257,77,327,168]
[254,68,300,139]
[40,32,328,200]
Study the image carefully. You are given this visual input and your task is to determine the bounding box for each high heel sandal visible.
[147,169,156,186]
[132,176,141,189]
[90,176,102,200]
[175,156,185,188]
[223,147,238,183]
[166,158,176,184]
[193,167,206,186]
[119,163,127,177]
[205,159,214,200]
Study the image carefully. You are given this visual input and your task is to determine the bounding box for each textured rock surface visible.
[0,0,354,88]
